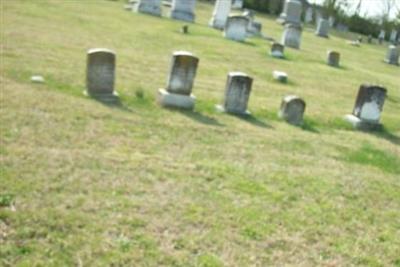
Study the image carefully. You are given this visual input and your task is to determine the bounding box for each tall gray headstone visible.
[278,0,302,25]
[279,95,306,126]
[390,30,398,43]
[224,15,249,42]
[327,50,340,67]
[281,24,302,49]
[345,85,387,130]
[384,45,399,65]
[216,72,252,115]
[209,0,231,30]
[316,19,329,37]
[134,0,161,16]
[232,0,243,9]
[170,0,196,22]
[85,48,118,100]
[304,7,313,23]
[328,16,335,27]
[158,51,199,109]
[378,30,385,44]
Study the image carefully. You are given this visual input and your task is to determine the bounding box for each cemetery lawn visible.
[1,1,400,266]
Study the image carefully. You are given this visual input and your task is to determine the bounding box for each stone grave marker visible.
[158,51,199,109]
[327,50,340,67]
[134,0,161,16]
[279,95,306,125]
[273,71,288,83]
[278,0,302,26]
[209,0,231,30]
[170,0,196,22]
[281,23,302,49]
[384,45,399,65]
[271,42,285,58]
[224,15,249,42]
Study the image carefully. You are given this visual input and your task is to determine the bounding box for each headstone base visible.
[215,104,250,116]
[271,51,284,58]
[158,89,195,110]
[84,90,119,103]
[344,114,382,131]
[384,59,399,66]
[170,10,195,23]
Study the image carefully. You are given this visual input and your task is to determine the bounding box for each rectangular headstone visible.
[170,0,196,22]
[224,15,249,42]
[281,24,302,49]
[209,0,231,30]
[134,0,161,16]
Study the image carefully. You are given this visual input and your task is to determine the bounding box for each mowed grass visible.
[1,0,400,266]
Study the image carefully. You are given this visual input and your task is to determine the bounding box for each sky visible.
[308,0,400,19]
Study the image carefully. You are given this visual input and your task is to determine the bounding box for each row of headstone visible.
[133,0,196,22]
[85,49,388,130]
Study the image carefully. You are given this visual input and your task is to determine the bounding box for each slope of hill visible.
[1,1,399,266]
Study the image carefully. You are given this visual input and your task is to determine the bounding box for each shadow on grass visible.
[233,113,273,129]
[387,95,400,104]
[177,109,224,127]
[91,95,135,113]
[301,119,320,133]
[370,126,400,146]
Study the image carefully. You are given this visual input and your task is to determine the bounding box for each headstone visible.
[224,15,249,42]
[216,72,252,115]
[134,0,161,16]
[304,7,313,23]
[390,30,398,43]
[209,0,231,30]
[315,10,322,25]
[181,25,189,34]
[279,95,306,126]
[378,30,385,44]
[315,19,329,38]
[85,48,118,100]
[31,75,45,83]
[271,42,285,58]
[158,51,199,110]
[170,0,196,23]
[328,16,335,27]
[232,0,243,9]
[327,51,340,67]
[242,9,262,36]
[384,45,399,65]
[278,0,302,25]
[281,24,302,49]
[345,85,387,130]
[273,71,288,83]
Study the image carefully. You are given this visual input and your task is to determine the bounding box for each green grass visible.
[1,0,400,266]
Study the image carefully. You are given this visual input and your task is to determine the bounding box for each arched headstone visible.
[271,42,285,58]
[279,95,306,125]
[327,50,340,67]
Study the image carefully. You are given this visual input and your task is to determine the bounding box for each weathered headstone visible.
[279,95,306,125]
[158,51,199,109]
[378,30,385,44]
[304,7,313,23]
[85,48,118,100]
[384,45,399,65]
[328,16,335,27]
[273,71,288,83]
[232,0,243,9]
[315,19,329,38]
[216,72,252,115]
[224,15,249,42]
[209,0,231,30]
[271,42,285,58]
[327,50,340,67]
[170,0,196,22]
[345,85,387,130]
[281,24,302,49]
[390,29,398,43]
[134,0,161,16]
[278,0,302,25]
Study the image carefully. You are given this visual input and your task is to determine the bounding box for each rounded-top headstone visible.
[221,72,253,115]
[271,42,285,58]
[327,50,340,67]
[224,15,249,42]
[86,48,116,96]
[279,95,306,125]
[166,51,199,95]
[353,84,387,123]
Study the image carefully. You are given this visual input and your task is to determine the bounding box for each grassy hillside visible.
[1,0,399,266]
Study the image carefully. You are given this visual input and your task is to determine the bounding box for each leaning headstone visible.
[315,19,329,38]
[278,0,302,25]
[85,48,118,100]
[232,0,243,9]
[209,0,231,30]
[345,85,387,130]
[304,7,313,23]
[378,30,385,44]
[281,23,302,49]
[224,15,249,42]
[216,72,252,115]
[271,42,285,58]
[170,0,196,23]
[327,50,340,67]
[158,51,199,110]
[384,45,399,65]
[273,71,288,83]
[279,95,306,126]
[134,0,161,16]
[390,30,398,43]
